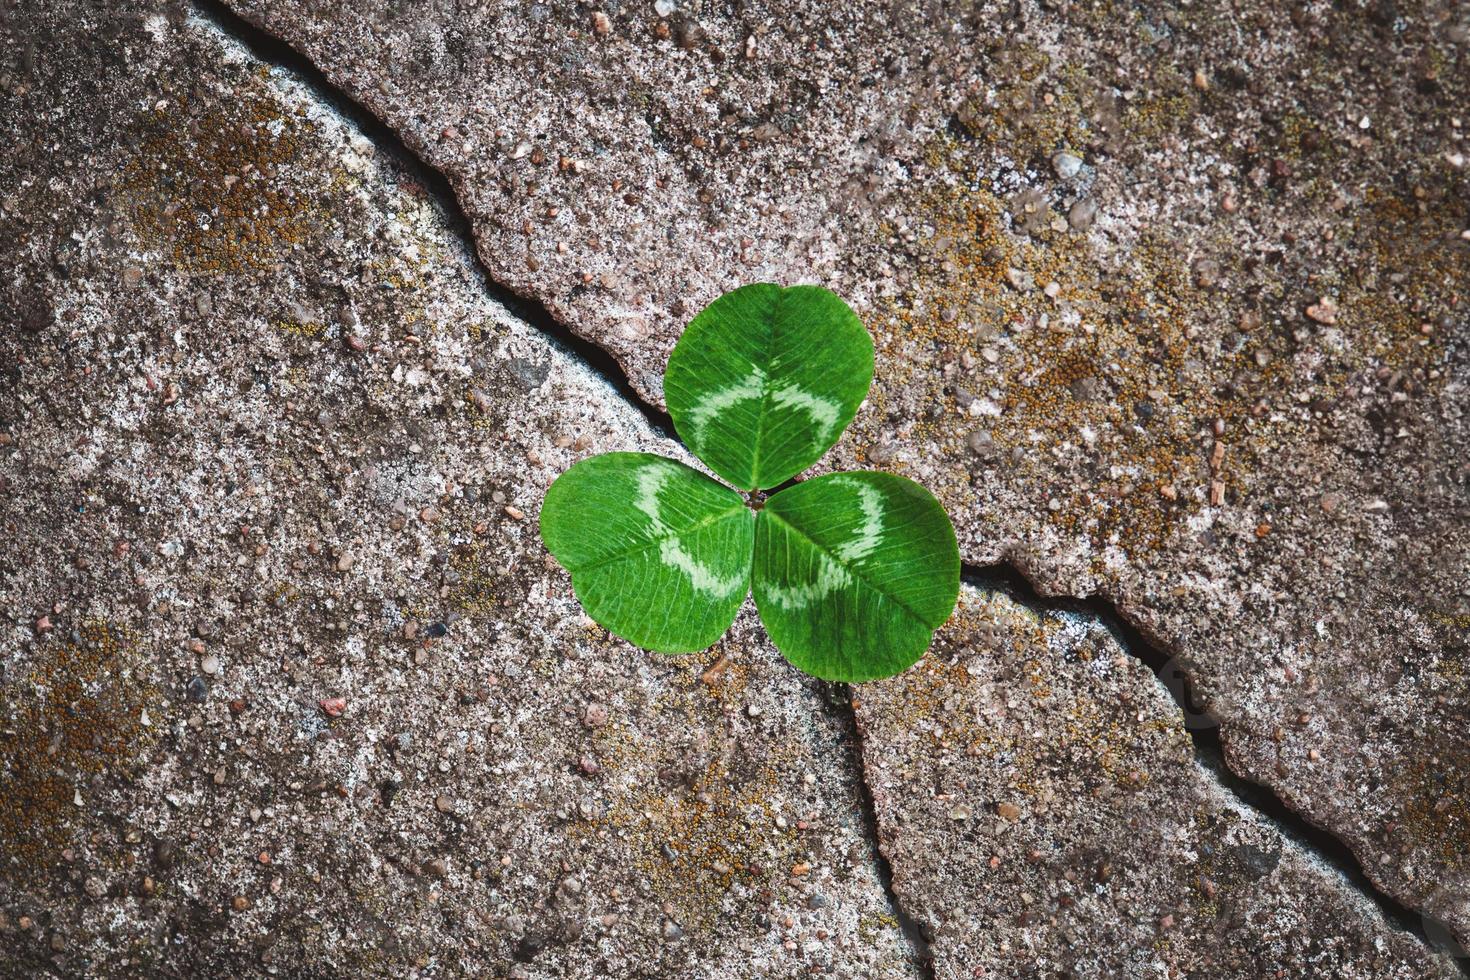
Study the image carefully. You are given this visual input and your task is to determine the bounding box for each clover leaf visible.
[540,453,753,653]
[539,283,960,682]
[664,283,874,491]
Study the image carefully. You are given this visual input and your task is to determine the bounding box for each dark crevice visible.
[823,682,936,979]
[191,1,1463,971]
[962,559,1469,974]
[190,0,677,444]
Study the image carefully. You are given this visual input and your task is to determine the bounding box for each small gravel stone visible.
[1005,267,1035,292]
[1305,296,1338,325]
[965,430,995,457]
[1068,198,1097,231]
[1051,151,1083,179]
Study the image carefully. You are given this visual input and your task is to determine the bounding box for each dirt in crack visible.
[963,559,1468,974]
[820,682,936,979]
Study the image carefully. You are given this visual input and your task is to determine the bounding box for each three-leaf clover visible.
[539,283,960,682]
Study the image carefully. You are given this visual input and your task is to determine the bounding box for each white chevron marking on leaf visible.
[633,459,678,529]
[769,382,842,442]
[660,539,746,597]
[683,366,767,449]
[763,551,853,610]
[634,459,744,597]
[832,477,885,561]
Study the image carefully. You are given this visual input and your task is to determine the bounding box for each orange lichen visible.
[1395,746,1470,870]
[118,93,324,272]
[0,622,161,862]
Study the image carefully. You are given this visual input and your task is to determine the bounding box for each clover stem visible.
[745,490,767,511]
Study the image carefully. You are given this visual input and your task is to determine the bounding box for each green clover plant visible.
[539,283,960,682]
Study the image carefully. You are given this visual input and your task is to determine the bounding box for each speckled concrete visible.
[212,0,1470,946]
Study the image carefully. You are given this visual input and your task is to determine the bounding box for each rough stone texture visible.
[216,0,1470,944]
[857,588,1461,979]
[0,10,917,976]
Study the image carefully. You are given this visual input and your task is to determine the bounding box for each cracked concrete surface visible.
[856,588,1459,978]
[1,0,1467,977]
[210,0,1470,952]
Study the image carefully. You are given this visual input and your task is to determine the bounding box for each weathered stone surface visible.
[858,588,1460,978]
[218,0,1470,941]
[0,10,915,976]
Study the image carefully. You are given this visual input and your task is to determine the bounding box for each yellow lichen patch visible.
[1425,610,1470,681]
[1395,746,1470,869]
[868,90,1464,569]
[0,622,162,863]
[951,44,1097,167]
[358,208,456,315]
[680,634,755,707]
[861,594,1029,746]
[604,752,796,928]
[118,93,325,272]
[858,910,903,946]
[1183,807,1252,917]
[1331,191,1464,380]
[870,594,1188,795]
[1122,89,1198,143]
[275,317,327,339]
[268,582,301,609]
[445,537,501,617]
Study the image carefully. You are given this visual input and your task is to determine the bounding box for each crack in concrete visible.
[190,0,678,446]
[190,1,1465,972]
[962,560,1470,975]
[824,684,937,978]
